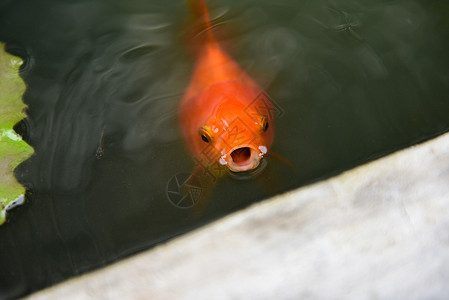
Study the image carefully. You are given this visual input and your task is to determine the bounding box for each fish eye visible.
[199,126,213,143]
[260,116,269,132]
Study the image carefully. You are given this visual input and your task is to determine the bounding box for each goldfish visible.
[179,0,275,178]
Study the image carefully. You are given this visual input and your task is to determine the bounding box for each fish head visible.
[197,98,274,172]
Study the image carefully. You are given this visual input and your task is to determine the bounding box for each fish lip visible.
[226,145,261,172]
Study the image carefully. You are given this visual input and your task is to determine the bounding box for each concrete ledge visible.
[26,133,449,300]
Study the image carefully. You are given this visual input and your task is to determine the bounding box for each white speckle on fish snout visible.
[219,157,227,165]
[258,145,268,156]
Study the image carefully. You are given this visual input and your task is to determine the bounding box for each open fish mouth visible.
[225,146,260,172]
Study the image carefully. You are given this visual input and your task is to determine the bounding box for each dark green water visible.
[1,0,448,298]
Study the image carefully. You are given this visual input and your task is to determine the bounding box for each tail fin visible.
[186,0,215,46]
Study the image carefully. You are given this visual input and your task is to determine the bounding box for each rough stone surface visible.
[26,133,449,300]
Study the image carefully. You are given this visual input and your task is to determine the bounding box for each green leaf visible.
[0,43,33,225]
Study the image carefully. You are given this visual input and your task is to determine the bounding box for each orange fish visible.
[179,0,274,177]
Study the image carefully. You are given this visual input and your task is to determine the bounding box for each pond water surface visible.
[0,0,448,298]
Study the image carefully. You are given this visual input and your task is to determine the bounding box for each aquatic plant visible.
[0,43,33,225]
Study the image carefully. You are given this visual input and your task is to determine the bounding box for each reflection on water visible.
[0,0,448,298]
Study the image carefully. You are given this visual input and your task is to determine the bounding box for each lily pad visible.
[0,43,33,225]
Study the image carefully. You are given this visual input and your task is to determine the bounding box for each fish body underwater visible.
[179,0,275,177]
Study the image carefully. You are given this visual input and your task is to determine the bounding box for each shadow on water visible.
[0,0,449,298]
